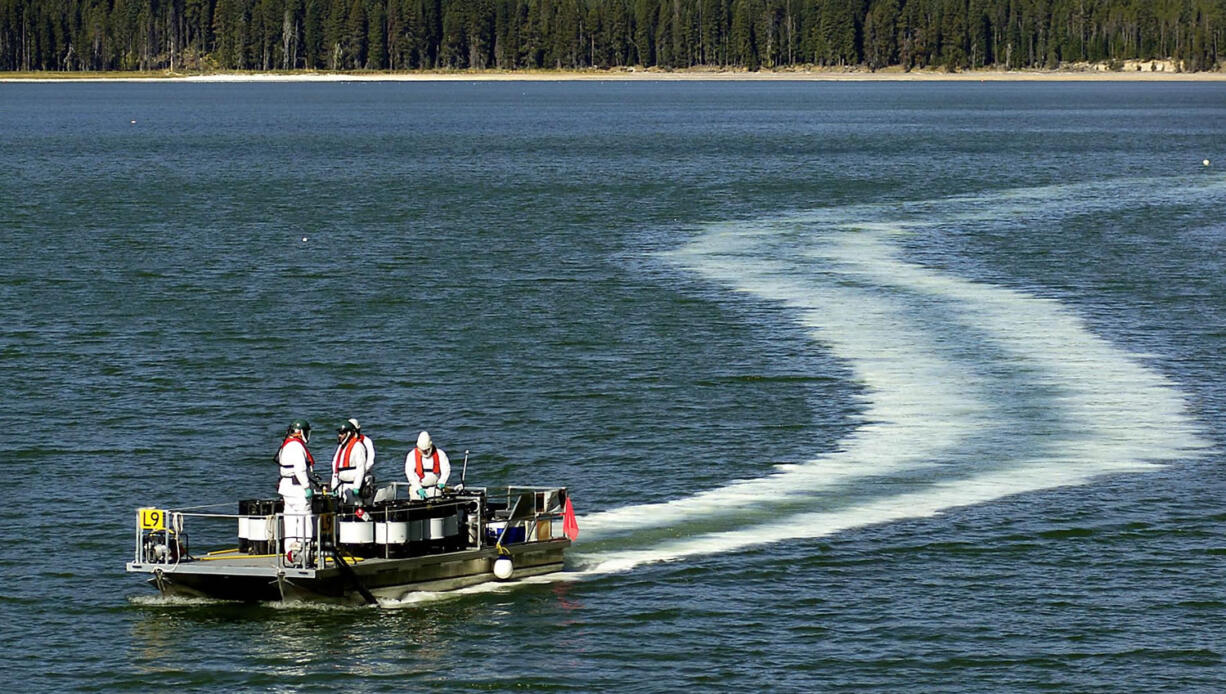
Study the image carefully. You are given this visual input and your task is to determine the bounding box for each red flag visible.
[562,496,579,541]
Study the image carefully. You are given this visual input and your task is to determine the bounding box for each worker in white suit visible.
[330,417,375,503]
[404,430,450,500]
[276,419,317,565]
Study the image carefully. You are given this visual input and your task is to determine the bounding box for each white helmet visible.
[416,431,432,451]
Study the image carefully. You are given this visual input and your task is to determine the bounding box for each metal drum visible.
[424,505,465,551]
[246,499,282,554]
[428,516,446,541]
[237,499,256,552]
[446,507,467,551]
[375,506,411,557]
[401,504,432,555]
[340,514,372,546]
[406,518,426,543]
[426,506,461,539]
[376,518,410,544]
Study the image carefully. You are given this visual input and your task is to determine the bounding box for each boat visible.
[126,482,575,604]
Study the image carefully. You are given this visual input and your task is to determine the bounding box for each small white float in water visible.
[493,556,514,580]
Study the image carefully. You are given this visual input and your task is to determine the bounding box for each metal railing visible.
[483,486,569,548]
[133,502,328,570]
[132,485,570,572]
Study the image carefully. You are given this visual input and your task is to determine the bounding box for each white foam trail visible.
[377,570,588,608]
[576,177,1210,576]
[826,230,1203,470]
[128,594,229,607]
[180,177,1211,602]
[581,231,987,537]
[578,459,1129,574]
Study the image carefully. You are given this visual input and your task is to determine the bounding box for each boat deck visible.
[128,546,493,578]
[127,485,574,602]
[127,539,570,602]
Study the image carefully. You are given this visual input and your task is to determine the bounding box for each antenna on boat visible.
[460,450,469,487]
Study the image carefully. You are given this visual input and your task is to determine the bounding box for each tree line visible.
[1,0,1223,73]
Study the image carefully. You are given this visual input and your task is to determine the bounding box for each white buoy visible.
[301,236,308,242]
[492,557,514,580]
[130,120,136,124]
[1204,159,1211,167]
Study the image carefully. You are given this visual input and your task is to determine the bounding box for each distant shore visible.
[4,62,1225,83]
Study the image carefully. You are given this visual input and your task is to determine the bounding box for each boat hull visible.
[129,539,569,605]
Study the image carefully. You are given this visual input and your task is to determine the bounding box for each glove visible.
[417,488,427,500]
[438,483,446,492]
[304,488,314,499]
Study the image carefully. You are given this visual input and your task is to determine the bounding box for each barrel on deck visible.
[244,498,283,554]
[427,504,465,551]
[237,499,255,552]
[374,504,412,558]
[337,511,376,558]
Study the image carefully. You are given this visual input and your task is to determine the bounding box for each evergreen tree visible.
[345,0,367,68]
[730,0,757,68]
[0,0,1224,73]
[864,0,898,69]
[367,0,385,67]
[632,0,654,65]
[819,0,857,66]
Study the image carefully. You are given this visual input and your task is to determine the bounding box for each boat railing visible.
[479,486,570,547]
[132,504,259,567]
[132,486,570,572]
[133,498,358,570]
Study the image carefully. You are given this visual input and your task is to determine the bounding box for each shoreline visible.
[3,65,1226,83]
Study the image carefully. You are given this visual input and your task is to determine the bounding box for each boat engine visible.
[142,530,185,563]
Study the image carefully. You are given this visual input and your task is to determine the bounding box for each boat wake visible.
[565,175,1216,577]
[152,176,1214,610]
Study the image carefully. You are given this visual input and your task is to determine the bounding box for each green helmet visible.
[288,419,311,442]
[337,417,360,435]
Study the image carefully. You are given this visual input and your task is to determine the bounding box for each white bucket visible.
[237,517,250,540]
[377,522,409,544]
[248,516,270,540]
[339,521,374,544]
[429,517,446,540]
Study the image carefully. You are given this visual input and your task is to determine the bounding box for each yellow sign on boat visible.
[139,508,166,531]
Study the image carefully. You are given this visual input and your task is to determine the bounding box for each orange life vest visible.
[414,448,441,478]
[333,434,365,475]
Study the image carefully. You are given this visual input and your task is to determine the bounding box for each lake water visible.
[2,80,1225,691]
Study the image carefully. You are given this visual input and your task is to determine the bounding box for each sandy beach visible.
[3,62,1226,83]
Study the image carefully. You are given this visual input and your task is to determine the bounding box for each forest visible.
[1,0,1223,73]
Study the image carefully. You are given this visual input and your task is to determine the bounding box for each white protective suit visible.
[277,435,315,556]
[404,445,450,499]
[330,433,375,501]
